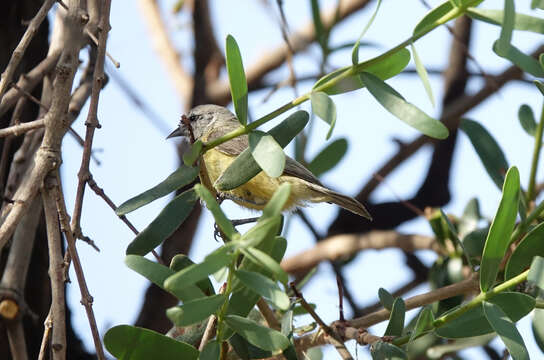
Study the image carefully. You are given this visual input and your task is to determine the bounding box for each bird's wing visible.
[283,156,323,186]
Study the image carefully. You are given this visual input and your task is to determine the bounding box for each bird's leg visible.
[212,193,264,241]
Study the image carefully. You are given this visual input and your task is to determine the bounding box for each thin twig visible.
[290,283,353,360]
[70,0,113,247]
[42,176,67,360]
[38,312,52,360]
[0,50,61,117]
[53,172,106,360]
[198,315,217,351]
[86,177,163,263]
[0,119,45,138]
[0,0,56,102]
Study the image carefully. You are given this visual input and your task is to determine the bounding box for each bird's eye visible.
[189,114,197,122]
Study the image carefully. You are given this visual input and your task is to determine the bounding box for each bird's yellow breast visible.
[201,149,316,211]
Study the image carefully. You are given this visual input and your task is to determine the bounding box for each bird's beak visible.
[166,127,183,140]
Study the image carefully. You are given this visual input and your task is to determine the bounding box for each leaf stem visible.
[527,100,544,202]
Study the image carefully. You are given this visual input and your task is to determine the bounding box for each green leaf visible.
[310,92,337,139]
[460,118,509,189]
[234,270,289,310]
[125,255,205,302]
[239,216,282,249]
[280,310,298,360]
[164,245,236,291]
[166,294,225,327]
[241,246,288,285]
[505,223,544,280]
[495,0,514,55]
[194,184,237,239]
[483,301,529,360]
[371,341,407,360]
[308,138,348,177]
[409,307,434,342]
[410,43,435,107]
[224,315,290,352]
[413,1,455,37]
[480,166,520,292]
[199,340,220,360]
[467,8,544,34]
[378,288,394,311]
[116,165,199,216]
[536,80,544,95]
[533,309,544,352]
[360,72,448,139]
[215,111,309,191]
[249,131,286,178]
[351,0,382,65]
[183,140,203,167]
[518,104,537,136]
[436,292,535,338]
[528,256,544,293]
[310,0,327,52]
[226,35,248,125]
[462,227,488,263]
[313,48,411,96]
[228,333,272,360]
[169,255,214,296]
[104,325,199,360]
[384,297,406,337]
[493,41,544,77]
[126,189,198,256]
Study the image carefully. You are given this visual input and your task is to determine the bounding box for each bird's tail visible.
[307,183,372,220]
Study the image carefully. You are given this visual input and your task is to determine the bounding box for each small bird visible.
[167,104,371,219]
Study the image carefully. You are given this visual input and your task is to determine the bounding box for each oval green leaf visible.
[314,48,411,96]
[384,297,405,337]
[410,43,435,107]
[371,341,407,360]
[126,189,198,255]
[518,104,537,136]
[493,41,544,77]
[378,288,394,311]
[226,35,248,125]
[483,301,529,360]
[310,92,337,139]
[164,244,235,291]
[104,325,199,360]
[224,315,290,352]
[409,306,434,342]
[125,255,205,302]
[166,294,225,327]
[215,111,309,191]
[495,0,514,55]
[528,256,544,292]
[467,7,544,34]
[532,309,544,352]
[249,131,285,178]
[480,166,520,292]
[360,72,448,139]
[460,118,509,189]
[413,1,455,37]
[194,184,237,239]
[261,182,291,220]
[351,0,382,65]
[116,165,199,216]
[436,292,535,338]
[183,140,203,167]
[505,222,544,280]
[308,138,348,177]
[199,340,220,360]
[241,246,288,285]
[234,269,289,310]
[169,254,215,296]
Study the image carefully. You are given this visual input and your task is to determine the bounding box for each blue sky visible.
[56,0,543,358]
